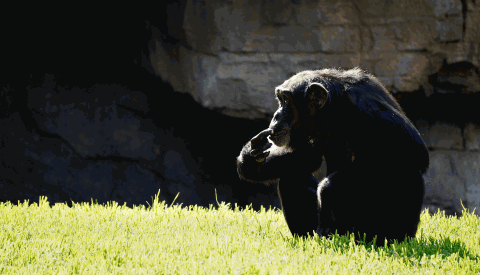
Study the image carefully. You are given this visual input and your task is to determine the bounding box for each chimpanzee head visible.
[268,71,330,149]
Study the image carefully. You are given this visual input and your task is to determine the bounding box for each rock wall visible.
[151,0,480,216]
[1,1,479,216]
[1,2,278,210]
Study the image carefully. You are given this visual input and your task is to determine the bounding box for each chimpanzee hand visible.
[249,129,273,163]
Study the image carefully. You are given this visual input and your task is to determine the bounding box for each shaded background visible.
[1,0,479,216]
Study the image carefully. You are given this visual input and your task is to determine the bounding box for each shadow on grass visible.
[284,232,477,263]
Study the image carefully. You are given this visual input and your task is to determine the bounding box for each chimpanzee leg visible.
[277,175,319,237]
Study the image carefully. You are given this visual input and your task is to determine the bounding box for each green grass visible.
[0,193,479,274]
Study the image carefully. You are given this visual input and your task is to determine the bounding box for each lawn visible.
[0,192,478,274]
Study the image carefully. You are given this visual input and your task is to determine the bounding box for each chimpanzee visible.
[236,67,429,245]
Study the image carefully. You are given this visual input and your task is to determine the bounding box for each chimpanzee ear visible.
[306,83,329,109]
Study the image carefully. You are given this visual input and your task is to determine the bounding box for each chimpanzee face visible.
[268,75,329,149]
[268,89,297,147]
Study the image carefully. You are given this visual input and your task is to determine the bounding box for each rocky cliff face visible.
[1,1,479,216]
[150,0,480,216]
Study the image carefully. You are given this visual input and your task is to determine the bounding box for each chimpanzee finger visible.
[255,151,270,163]
[250,142,272,157]
[251,129,274,146]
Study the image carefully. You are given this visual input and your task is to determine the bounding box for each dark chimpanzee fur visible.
[236,67,429,245]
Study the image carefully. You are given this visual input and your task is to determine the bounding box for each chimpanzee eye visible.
[277,93,288,106]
